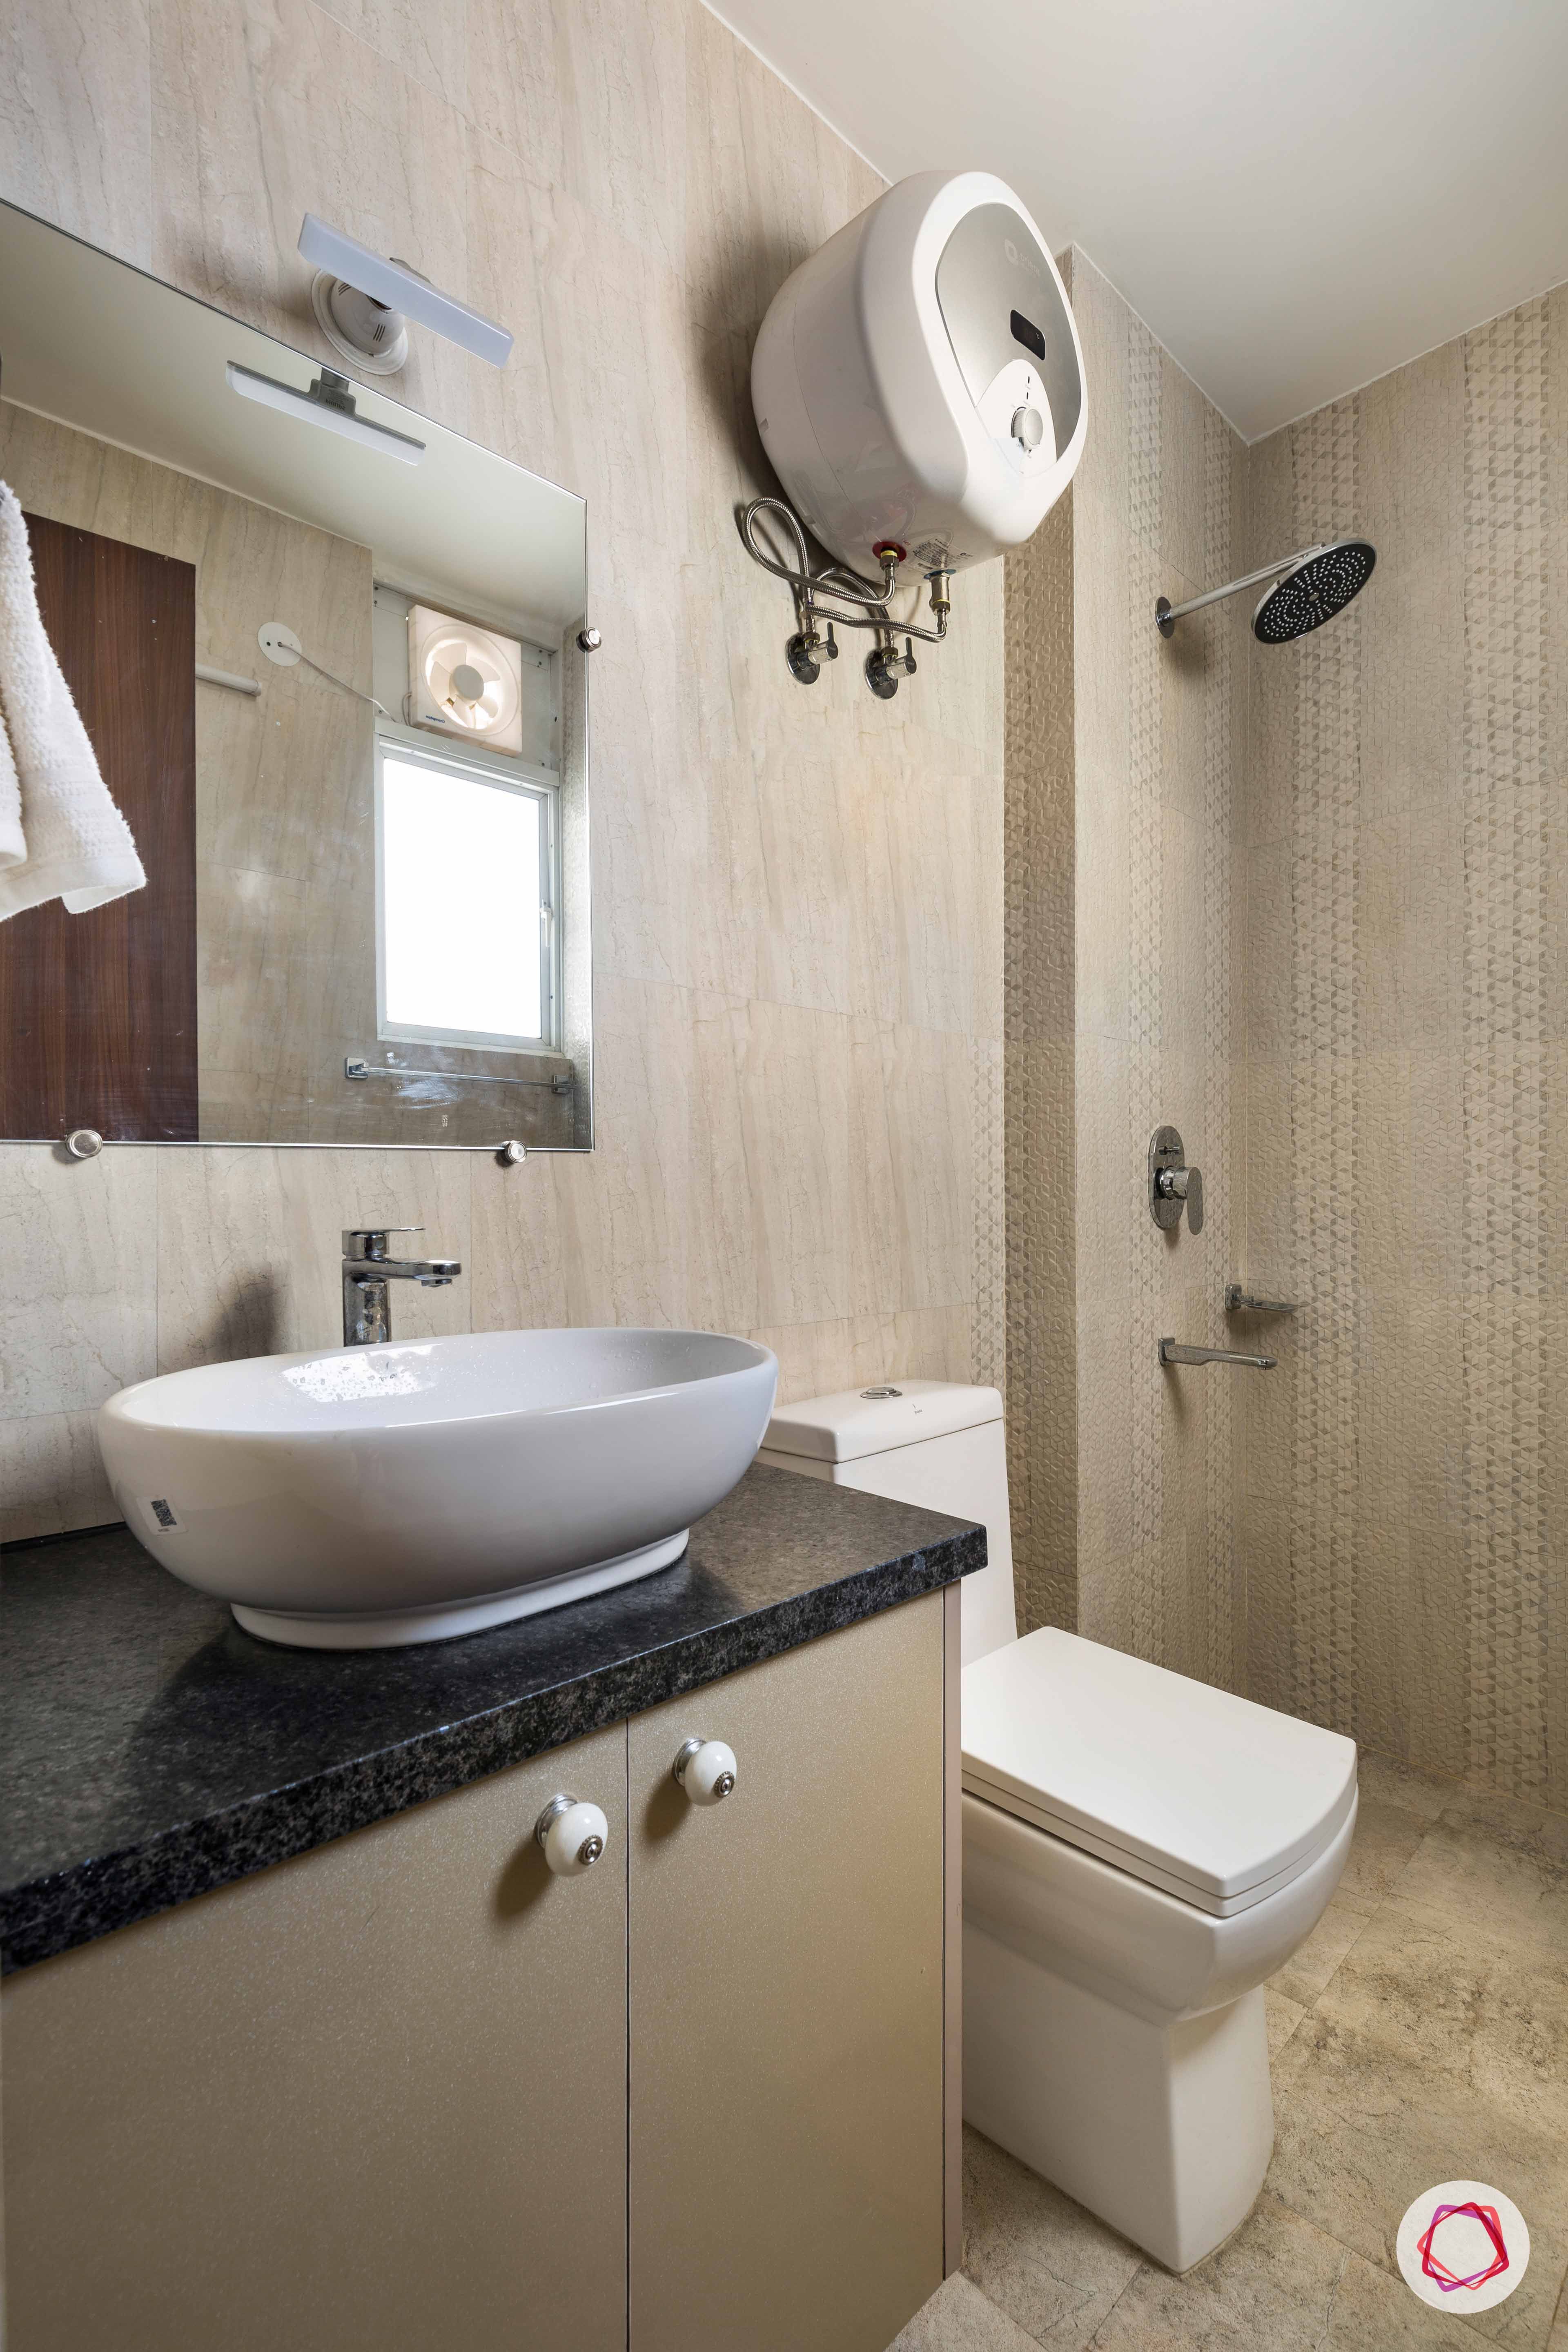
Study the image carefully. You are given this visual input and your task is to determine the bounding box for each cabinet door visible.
[629,1594,947,2352]
[2,1727,628,2352]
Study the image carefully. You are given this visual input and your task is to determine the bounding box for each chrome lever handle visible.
[1159,1339,1276,1371]
[341,1226,423,1259]
[1148,1128,1204,1234]
[1224,1285,1298,1315]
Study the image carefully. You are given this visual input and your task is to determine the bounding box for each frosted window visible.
[380,754,543,1043]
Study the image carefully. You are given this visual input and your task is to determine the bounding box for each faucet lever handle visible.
[342,1225,423,1259]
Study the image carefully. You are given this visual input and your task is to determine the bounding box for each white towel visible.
[0,483,146,921]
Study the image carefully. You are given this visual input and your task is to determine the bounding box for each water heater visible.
[751,169,1085,588]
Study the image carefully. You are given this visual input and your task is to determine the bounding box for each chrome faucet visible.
[341,1227,462,1347]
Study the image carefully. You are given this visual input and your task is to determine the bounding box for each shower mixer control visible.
[1149,1126,1204,1234]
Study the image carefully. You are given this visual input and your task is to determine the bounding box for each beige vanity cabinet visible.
[628,1593,949,2352]
[3,1594,953,2352]
[2,1724,632,2352]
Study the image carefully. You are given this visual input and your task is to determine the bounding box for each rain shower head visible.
[1156,536,1377,643]
[1252,539,1376,643]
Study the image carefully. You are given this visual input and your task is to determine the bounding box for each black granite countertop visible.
[0,1464,982,1972]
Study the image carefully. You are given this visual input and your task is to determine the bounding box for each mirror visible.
[0,201,591,1150]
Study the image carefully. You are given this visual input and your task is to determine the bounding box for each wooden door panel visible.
[1,1728,629,2352]
[629,1599,947,2352]
[0,512,197,1138]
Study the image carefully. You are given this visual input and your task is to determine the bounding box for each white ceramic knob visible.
[535,1795,609,1876]
[673,1737,737,1806]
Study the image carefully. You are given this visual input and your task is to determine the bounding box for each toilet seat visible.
[962,1629,1357,1919]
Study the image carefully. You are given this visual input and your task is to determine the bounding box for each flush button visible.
[1011,405,1045,450]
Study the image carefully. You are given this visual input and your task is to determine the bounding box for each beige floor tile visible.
[1354,1752,1458,1822]
[889,2270,1040,2352]
[1268,1899,1374,2009]
[1443,1785,1568,1868]
[1549,2271,1568,2350]
[1265,1987,1307,2058]
[1086,2192,1474,2350]
[1392,1815,1568,1956]
[1331,1797,1430,1915]
[1268,1902,1568,2347]
[961,2127,1142,2348]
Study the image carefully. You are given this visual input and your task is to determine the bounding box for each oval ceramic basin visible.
[98,1329,778,1649]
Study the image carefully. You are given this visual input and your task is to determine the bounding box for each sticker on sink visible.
[147,1498,180,1532]
[1396,2181,1528,2311]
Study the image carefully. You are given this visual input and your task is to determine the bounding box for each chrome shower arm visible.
[1156,545,1331,632]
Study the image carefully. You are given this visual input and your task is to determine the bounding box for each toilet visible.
[758,1381,1357,2274]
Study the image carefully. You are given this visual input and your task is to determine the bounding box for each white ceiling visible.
[706,0,1568,441]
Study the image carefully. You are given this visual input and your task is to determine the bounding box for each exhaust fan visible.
[407,606,524,754]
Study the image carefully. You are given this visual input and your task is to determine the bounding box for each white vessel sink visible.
[98,1329,778,1650]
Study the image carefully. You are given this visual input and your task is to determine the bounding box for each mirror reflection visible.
[0,200,591,1150]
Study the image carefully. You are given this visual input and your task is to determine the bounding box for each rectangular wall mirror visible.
[0,201,592,1151]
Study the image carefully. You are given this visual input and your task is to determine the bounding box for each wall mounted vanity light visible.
[298,214,514,371]
[226,360,426,463]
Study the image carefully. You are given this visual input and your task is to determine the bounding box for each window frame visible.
[373,722,559,1057]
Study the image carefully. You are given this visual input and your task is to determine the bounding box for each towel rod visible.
[196,663,262,697]
[345,1056,572,1093]
[1159,1338,1276,1372]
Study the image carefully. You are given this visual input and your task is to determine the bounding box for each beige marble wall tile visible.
[0,1148,157,1418]
[683,0,849,339]
[149,0,471,429]
[313,0,467,113]
[155,1145,472,1369]
[0,0,153,264]
[1065,249,1129,552]
[5,0,1000,1548]
[1159,347,1211,591]
[748,1305,973,1409]
[471,0,687,282]
[465,140,691,568]
[0,1413,119,1543]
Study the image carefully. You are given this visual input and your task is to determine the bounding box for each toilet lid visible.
[962,1629,1358,1917]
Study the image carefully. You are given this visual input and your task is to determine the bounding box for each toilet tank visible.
[757,1381,1016,1666]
